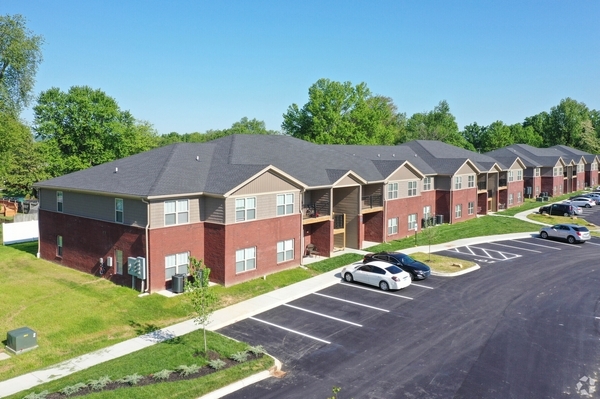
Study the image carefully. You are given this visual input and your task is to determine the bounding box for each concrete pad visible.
[0,352,10,361]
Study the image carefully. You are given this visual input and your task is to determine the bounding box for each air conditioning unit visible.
[106,256,113,267]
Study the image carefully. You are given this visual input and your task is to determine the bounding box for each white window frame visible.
[468,202,474,215]
[165,252,189,280]
[467,175,475,188]
[57,191,63,213]
[57,235,63,257]
[408,214,417,231]
[454,176,462,190]
[277,239,294,263]
[276,193,294,216]
[534,168,540,177]
[388,217,398,235]
[517,170,523,181]
[388,183,398,199]
[423,205,431,219]
[508,171,514,182]
[407,181,417,197]
[509,193,514,205]
[517,191,522,203]
[455,204,462,219]
[164,199,189,225]
[115,249,123,275]
[422,177,432,191]
[592,163,597,171]
[235,197,256,222]
[236,247,256,273]
[115,198,123,223]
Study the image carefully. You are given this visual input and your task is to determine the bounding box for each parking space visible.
[218,276,439,359]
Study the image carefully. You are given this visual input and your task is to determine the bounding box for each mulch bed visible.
[42,353,263,399]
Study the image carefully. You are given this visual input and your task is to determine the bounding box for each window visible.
[455,204,462,218]
[277,239,294,263]
[536,186,540,195]
[408,181,417,196]
[423,177,432,191]
[236,247,256,273]
[235,197,256,222]
[57,235,63,257]
[423,205,431,219]
[534,168,540,177]
[454,176,462,190]
[553,167,559,176]
[165,252,189,280]
[517,170,523,181]
[468,202,474,215]
[517,191,522,203]
[115,199,123,223]
[408,214,417,231]
[165,199,189,225]
[508,171,514,182]
[388,217,398,235]
[467,175,475,188]
[277,194,294,215]
[57,191,63,212]
[115,250,123,275]
[592,163,597,171]
[509,193,514,205]
[388,183,398,199]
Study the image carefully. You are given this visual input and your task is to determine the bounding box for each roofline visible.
[35,185,145,200]
[223,165,307,197]
[331,170,368,186]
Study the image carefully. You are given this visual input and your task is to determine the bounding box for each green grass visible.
[496,190,587,216]
[4,330,273,399]
[411,252,476,273]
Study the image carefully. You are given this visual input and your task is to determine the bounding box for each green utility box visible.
[6,327,38,354]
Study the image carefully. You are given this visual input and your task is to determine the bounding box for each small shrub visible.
[247,345,266,355]
[117,373,144,386]
[208,358,227,370]
[177,364,201,377]
[230,351,249,363]
[87,375,112,391]
[152,369,174,381]
[23,391,48,399]
[60,383,87,396]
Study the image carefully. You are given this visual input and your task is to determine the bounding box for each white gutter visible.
[141,198,150,293]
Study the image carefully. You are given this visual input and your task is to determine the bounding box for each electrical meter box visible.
[6,327,38,354]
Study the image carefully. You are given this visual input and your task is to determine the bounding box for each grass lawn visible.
[411,252,477,273]
[4,330,274,399]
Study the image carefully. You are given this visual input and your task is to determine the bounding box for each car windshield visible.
[401,255,416,264]
[386,265,403,274]
[573,226,590,232]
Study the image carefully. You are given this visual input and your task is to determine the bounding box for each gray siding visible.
[437,176,451,190]
[333,186,360,248]
[205,197,225,224]
[388,165,421,181]
[362,184,382,197]
[39,189,146,227]
[333,175,361,187]
[149,197,202,228]
[226,191,300,224]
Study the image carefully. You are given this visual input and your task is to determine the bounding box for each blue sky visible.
[5,0,600,135]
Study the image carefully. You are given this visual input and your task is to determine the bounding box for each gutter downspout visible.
[300,189,305,266]
[141,198,150,293]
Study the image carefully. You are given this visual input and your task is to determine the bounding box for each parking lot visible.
[220,235,600,399]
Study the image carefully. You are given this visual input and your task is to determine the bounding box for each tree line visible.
[1,14,599,197]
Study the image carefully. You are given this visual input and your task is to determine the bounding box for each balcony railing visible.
[333,213,345,229]
[499,178,507,187]
[303,201,330,219]
[477,181,486,190]
[361,194,383,209]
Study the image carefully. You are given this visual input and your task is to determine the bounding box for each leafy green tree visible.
[403,100,475,150]
[480,121,513,152]
[185,257,218,354]
[0,14,44,115]
[523,111,550,144]
[461,122,487,152]
[282,78,401,145]
[33,86,158,176]
[545,98,595,148]
[509,123,543,147]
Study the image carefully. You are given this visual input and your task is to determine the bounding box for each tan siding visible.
[304,189,330,205]
[398,179,421,199]
[333,175,361,187]
[333,186,360,248]
[205,197,225,224]
[39,189,146,227]
[362,184,382,197]
[233,171,298,195]
[189,198,200,223]
[437,176,451,190]
[226,191,299,224]
[456,162,477,175]
[388,165,421,181]
[150,201,164,228]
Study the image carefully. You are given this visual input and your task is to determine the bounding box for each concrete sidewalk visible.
[0,229,540,398]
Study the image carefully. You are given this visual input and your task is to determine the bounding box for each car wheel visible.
[344,273,353,282]
[379,281,389,291]
[586,204,591,208]
[567,236,576,244]
[540,231,548,239]
[564,213,569,217]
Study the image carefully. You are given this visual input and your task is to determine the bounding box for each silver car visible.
[539,224,591,244]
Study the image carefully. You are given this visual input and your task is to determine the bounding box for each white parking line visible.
[585,241,600,246]
[313,292,390,312]
[469,246,520,258]
[488,242,542,253]
[510,239,561,250]
[411,283,434,290]
[535,239,583,248]
[340,281,414,300]
[282,304,363,327]
[249,316,331,344]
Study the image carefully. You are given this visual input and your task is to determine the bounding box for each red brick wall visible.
[307,220,332,257]
[449,188,478,223]
[386,196,426,239]
[435,191,450,224]
[542,176,563,196]
[477,193,488,214]
[147,223,205,292]
[203,223,226,283]
[363,211,383,242]
[507,181,524,207]
[39,210,145,287]
[222,214,302,286]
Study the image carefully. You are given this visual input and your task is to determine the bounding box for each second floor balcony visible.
[361,194,383,211]
[303,200,330,221]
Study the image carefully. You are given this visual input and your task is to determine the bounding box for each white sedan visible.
[565,197,596,208]
[341,260,411,291]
